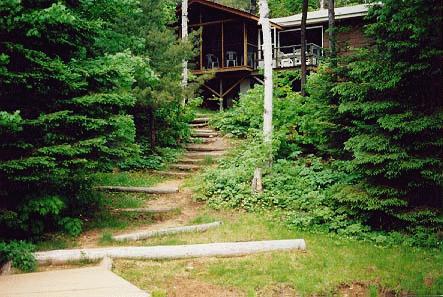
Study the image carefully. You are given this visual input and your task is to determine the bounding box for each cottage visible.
[181,0,370,108]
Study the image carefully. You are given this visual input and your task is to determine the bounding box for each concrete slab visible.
[0,267,149,297]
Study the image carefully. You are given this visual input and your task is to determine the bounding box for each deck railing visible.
[257,43,323,69]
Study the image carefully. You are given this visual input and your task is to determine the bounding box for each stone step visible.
[112,222,222,241]
[191,117,210,124]
[184,151,225,159]
[96,186,178,194]
[186,144,225,152]
[191,132,218,138]
[169,163,201,171]
[34,239,307,265]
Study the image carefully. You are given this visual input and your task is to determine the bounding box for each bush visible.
[0,241,36,272]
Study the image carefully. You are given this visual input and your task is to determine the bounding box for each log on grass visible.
[34,239,307,265]
[113,221,222,241]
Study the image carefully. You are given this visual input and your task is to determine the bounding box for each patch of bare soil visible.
[257,283,298,297]
[167,277,246,297]
[337,282,398,297]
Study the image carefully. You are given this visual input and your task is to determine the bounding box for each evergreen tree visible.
[0,0,153,237]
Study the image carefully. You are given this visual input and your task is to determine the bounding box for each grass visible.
[113,210,443,296]
[93,171,164,187]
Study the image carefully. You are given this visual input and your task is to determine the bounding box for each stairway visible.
[160,115,227,177]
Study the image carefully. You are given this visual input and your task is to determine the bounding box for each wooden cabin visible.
[181,0,370,108]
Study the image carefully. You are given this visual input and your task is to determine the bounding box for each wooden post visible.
[219,79,224,111]
[200,12,203,70]
[243,22,248,66]
[259,0,273,144]
[221,21,225,68]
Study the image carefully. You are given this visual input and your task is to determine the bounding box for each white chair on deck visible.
[226,51,237,67]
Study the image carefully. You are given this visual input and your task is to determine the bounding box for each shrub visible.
[0,241,36,272]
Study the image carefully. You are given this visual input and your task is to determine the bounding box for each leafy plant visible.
[0,241,37,272]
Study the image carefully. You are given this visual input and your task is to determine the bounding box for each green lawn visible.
[113,210,443,296]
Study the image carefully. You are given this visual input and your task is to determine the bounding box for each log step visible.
[191,132,218,138]
[185,145,225,152]
[112,222,222,241]
[96,186,178,194]
[184,151,225,159]
[189,123,208,128]
[189,137,217,144]
[154,171,191,178]
[191,117,209,124]
[192,129,215,133]
[178,158,208,164]
[34,239,307,265]
[169,164,201,171]
[112,207,179,214]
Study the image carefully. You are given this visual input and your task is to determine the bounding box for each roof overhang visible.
[185,0,283,30]
[271,4,371,28]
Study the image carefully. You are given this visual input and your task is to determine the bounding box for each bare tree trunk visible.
[259,0,273,144]
[300,0,308,97]
[181,0,188,106]
[320,0,326,9]
[328,0,337,67]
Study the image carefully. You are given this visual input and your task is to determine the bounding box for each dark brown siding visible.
[323,18,370,54]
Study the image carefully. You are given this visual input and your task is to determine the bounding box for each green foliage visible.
[0,0,155,238]
[201,0,443,247]
[0,241,37,272]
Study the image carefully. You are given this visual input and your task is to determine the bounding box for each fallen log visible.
[96,186,179,194]
[112,221,222,241]
[34,239,306,265]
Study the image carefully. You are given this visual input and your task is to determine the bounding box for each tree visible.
[181,0,189,105]
[328,0,336,66]
[259,0,273,143]
[300,0,308,96]
[0,0,149,238]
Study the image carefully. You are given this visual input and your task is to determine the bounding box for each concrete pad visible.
[0,267,149,297]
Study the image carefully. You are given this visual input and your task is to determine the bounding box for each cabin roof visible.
[187,0,282,29]
[271,4,370,27]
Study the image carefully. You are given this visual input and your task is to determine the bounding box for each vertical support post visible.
[219,79,224,112]
[221,21,225,68]
[199,12,203,70]
[328,0,337,67]
[243,22,248,66]
[200,27,203,70]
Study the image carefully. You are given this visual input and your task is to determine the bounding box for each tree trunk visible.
[328,0,336,66]
[181,0,188,105]
[320,0,326,10]
[258,0,273,144]
[300,0,308,96]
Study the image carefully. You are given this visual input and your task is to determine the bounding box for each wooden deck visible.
[192,65,254,75]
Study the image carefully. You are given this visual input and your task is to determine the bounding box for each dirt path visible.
[79,116,227,248]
